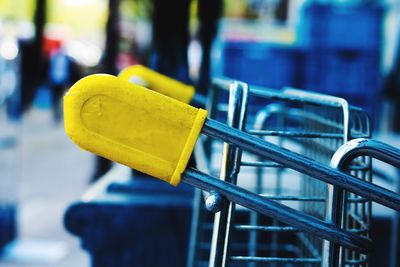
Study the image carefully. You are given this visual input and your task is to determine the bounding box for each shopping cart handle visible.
[119,65,197,104]
[64,75,379,252]
[65,74,400,212]
[64,74,207,186]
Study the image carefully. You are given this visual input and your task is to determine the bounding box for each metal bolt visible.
[205,193,224,213]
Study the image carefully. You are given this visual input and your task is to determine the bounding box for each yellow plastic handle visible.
[64,74,207,185]
[118,65,195,104]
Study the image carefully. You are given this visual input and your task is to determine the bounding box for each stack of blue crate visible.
[299,3,384,126]
[216,41,304,120]
[216,3,384,127]
[221,41,303,89]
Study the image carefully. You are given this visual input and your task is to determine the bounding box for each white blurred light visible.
[129,76,148,87]
[188,40,202,80]
[63,0,97,7]
[0,38,18,61]
[66,41,102,67]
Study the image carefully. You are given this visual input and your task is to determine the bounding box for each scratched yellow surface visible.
[64,74,207,185]
[119,65,195,104]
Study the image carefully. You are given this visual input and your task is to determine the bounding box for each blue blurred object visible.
[65,172,193,267]
[0,204,17,251]
[33,86,52,110]
[0,46,20,250]
[304,49,381,95]
[6,88,22,122]
[220,42,303,89]
[298,3,384,51]
[303,48,382,126]
[298,2,385,127]
[0,57,22,121]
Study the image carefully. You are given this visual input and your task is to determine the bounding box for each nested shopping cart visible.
[64,73,400,267]
[187,79,374,267]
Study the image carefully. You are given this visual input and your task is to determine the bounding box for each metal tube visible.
[331,139,400,169]
[202,119,400,212]
[182,168,372,253]
[208,81,249,267]
[230,256,321,264]
[329,138,400,267]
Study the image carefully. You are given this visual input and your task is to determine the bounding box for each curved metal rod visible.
[327,138,400,266]
[331,138,400,170]
[282,88,351,142]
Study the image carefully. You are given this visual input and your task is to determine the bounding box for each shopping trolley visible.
[63,74,400,266]
[188,79,372,267]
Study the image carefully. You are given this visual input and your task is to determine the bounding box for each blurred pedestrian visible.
[48,47,70,122]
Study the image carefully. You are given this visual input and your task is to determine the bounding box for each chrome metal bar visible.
[202,119,400,212]
[230,256,321,264]
[228,243,301,253]
[247,130,343,139]
[235,225,299,232]
[241,161,282,167]
[208,81,249,267]
[213,78,364,113]
[253,107,347,136]
[182,168,373,253]
[258,195,325,202]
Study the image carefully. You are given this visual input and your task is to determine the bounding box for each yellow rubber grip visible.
[118,65,195,104]
[64,74,207,185]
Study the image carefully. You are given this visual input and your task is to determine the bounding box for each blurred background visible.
[0,0,399,266]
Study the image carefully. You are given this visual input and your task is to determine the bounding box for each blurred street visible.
[0,108,90,267]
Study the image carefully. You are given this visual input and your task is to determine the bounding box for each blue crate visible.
[298,3,384,51]
[303,49,381,95]
[220,41,303,89]
[303,48,382,127]
[65,174,193,267]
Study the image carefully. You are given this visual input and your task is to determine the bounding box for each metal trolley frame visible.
[186,79,399,267]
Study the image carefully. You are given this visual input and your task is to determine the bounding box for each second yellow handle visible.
[119,65,195,104]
